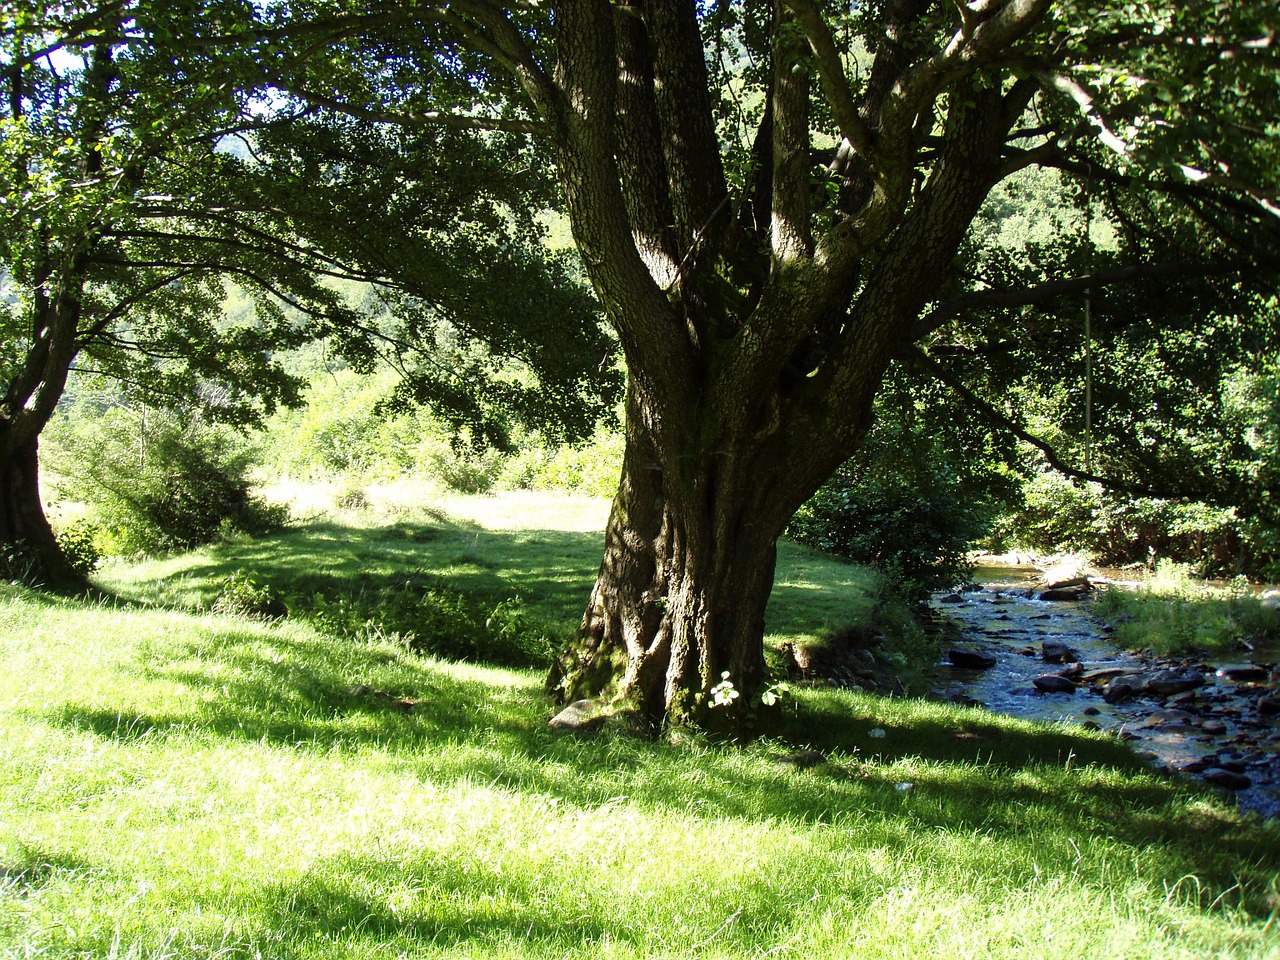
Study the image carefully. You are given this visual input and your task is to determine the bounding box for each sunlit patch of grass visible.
[1095,560,1280,657]
[4,550,1280,958]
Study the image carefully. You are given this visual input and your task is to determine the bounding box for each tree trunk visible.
[547,373,866,730]
[0,434,78,588]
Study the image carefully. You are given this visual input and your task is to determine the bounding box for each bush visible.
[788,448,984,601]
[292,576,556,667]
[500,425,623,498]
[46,403,289,556]
[994,473,1244,574]
[55,518,103,575]
[211,570,286,619]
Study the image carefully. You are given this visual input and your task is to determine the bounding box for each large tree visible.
[259,0,1280,728]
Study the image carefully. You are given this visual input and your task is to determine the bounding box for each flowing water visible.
[930,567,1280,819]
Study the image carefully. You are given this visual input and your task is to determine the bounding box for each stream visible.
[929,567,1280,819]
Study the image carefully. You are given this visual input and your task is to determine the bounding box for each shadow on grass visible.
[25,519,1280,930]
[42,602,1280,923]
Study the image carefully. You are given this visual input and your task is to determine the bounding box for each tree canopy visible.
[0,0,616,583]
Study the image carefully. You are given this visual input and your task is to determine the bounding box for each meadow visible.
[2,491,1278,959]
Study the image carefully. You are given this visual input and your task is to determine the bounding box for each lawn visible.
[2,493,1278,959]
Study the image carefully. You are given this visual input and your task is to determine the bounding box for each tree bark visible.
[0,434,78,587]
[547,357,881,728]
[529,1,1036,731]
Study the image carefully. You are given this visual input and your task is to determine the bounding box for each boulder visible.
[1202,767,1252,790]
[1032,674,1077,694]
[946,647,997,669]
[1039,563,1091,591]
[549,699,608,732]
[1038,584,1091,601]
[1104,674,1147,703]
[1144,668,1205,697]
[1216,663,1268,682]
[1041,641,1077,664]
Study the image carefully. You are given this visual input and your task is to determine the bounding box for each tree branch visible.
[906,258,1255,342]
[782,0,877,162]
[902,343,1201,500]
[258,75,543,135]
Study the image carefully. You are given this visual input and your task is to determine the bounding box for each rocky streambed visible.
[930,568,1280,819]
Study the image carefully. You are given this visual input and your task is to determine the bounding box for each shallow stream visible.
[930,567,1280,819]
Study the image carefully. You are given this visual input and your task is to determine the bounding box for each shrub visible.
[995,473,1244,574]
[46,403,289,556]
[211,570,286,619]
[788,457,982,601]
[292,577,556,667]
[501,425,623,498]
[55,518,103,575]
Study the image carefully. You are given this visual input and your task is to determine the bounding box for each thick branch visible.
[907,258,1255,342]
[771,7,813,263]
[782,0,877,164]
[903,344,1202,500]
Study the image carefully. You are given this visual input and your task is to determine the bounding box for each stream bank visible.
[929,567,1280,819]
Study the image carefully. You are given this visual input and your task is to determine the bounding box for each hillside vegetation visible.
[2,493,1278,959]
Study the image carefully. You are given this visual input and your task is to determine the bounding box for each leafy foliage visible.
[296,579,556,668]
[46,399,288,555]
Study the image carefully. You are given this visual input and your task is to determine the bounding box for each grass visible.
[3,492,1280,958]
[1095,560,1280,658]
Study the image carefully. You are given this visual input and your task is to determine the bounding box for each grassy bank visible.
[1094,560,1280,658]
[3,493,1279,959]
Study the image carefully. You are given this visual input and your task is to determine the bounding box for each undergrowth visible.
[1095,560,1280,656]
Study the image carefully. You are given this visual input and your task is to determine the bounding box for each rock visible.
[1038,586,1090,601]
[1041,641,1077,664]
[1057,661,1085,680]
[1202,719,1228,735]
[549,699,608,732]
[1134,708,1196,730]
[1039,563,1091,591]
[1083,667,1142,683]
[1133,750,1161,763]
[1144,669,1205,697]
[1258,697,1280,718]
[1104,674,1147,703]
[1083,706,1101,716]
[1202,767,1252,790]
[939,593,965,604]
[1216,664,1268,683]
[946,648,997,669]
[1033,674,1077,694]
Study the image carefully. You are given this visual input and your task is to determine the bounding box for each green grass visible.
[3,494,1280,958]
[1095,560,1280,657]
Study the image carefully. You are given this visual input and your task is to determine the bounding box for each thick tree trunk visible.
[547,376,860,730]
[0,434,78,588]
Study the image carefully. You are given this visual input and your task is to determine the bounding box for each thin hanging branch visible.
[901,343,1211,502]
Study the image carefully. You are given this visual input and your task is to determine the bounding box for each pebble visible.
[1201,719,1228,735]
